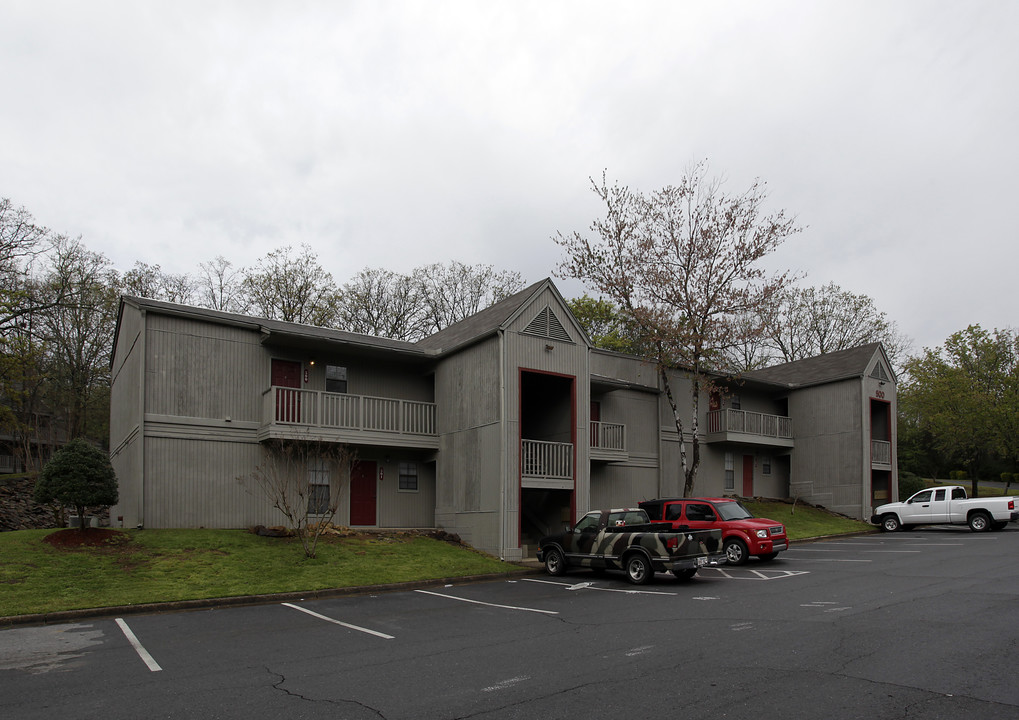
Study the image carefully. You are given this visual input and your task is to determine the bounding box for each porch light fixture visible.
[545,344,554,352]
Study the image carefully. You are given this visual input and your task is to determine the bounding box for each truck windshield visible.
[716,502,754,520]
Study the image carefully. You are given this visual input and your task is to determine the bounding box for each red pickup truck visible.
[639,497,788,565]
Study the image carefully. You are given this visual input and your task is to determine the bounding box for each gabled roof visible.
[414,278,588,355]
[740,342,891,389]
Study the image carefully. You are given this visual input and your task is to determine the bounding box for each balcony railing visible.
[707,409,793,439]
[590,421,626,451]
[522,439,573,480]
[872,439,892,465]
[265,386,436,436]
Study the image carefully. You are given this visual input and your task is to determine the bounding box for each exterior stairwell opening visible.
[519,370,575,556]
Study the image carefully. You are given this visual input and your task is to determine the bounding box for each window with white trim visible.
[326,365,347,393]
[399,462,418,492]
[308,457,331,514]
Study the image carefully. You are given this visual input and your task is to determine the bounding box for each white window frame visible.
[398,462,418,493]
[724,452,735,491]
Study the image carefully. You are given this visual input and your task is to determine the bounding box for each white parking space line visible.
[415,589,560,614]
[281,603,395,639]
[115,618,162,672]
[783,557,872,562]
[523,578,678,596]
[698,568,809,580]
[863,550,921,553]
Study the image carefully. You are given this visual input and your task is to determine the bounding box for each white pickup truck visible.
[871,485,1018,532]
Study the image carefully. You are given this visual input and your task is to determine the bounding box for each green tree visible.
[566,294,645,354]
[555,163,800,495]
[899,325,1019,495]
[33,438,119,531]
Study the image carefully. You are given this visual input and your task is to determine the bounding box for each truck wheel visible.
[724,538,748,565]
[624,553,654,585]
[544,547,567,576]
[674,568,697,581]
[968,512,991,532]
[881,514,901,532]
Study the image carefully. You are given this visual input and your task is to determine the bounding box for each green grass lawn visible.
[0,528,520,619]
[742,499,874,540]
[1,502,877,619]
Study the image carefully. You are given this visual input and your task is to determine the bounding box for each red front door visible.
[742,455,754,497]
[271,359,302,422]
[350,461,377,526]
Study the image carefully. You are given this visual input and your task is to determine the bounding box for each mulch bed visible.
[42,528,131,549]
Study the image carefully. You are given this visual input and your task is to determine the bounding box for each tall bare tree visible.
[556,163,800,495]
[121,261,196,304]
[413,262,524,334]
[197,255,249,313]
[242,244,339,325]
[37,237,120,440]
[337,268,428,340]
[756,283,912,372]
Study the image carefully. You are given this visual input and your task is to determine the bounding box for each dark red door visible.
[350,461,377,526]
[742,455,754,497]
[271,359,302,422]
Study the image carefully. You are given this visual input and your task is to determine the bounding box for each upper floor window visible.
[326,365,347,393]
[730,394,741,410]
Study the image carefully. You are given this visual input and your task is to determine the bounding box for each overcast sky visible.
[3,1,1016,352]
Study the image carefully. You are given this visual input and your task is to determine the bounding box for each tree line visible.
[0,197,524,468]
[5,170,1012,492]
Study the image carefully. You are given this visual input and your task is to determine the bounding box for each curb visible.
[1,565,542,629]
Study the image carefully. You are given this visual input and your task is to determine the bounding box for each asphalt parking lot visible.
[3,527,1018,719]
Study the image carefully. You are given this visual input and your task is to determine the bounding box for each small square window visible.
[399,462,418,492]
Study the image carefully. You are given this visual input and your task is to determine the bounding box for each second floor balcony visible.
[260,386,438,449]
[705,408,794,448]
[872,439,892,468]
[590,420,627,462]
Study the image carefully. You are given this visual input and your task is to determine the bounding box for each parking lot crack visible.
[266,666,387,719]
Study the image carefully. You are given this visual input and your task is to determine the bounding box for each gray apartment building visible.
[109,278,897,559]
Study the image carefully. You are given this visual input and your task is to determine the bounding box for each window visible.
[934,489,946,501]
[326,365,347,393]
[762,455,772,475]
[307,458,331,515]
[724,452,735,491]
[686,504,716,521]
[575,513,600,532]
[665,503,683,521]
[398,462,418,492]
[730,394,741,410]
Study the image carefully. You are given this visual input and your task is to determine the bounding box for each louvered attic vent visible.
[870,363,890,381]
[523,306,572,342]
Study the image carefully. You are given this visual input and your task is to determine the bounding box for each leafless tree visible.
[413,262,525,334]
[238,439,357,559]
[556,163,800,495]
[121,261,196,304]
[337,268,429,339]
[197,255,249,313]
[242,244,339,325]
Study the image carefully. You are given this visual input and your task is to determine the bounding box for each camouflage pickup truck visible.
[536,508,725,584]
